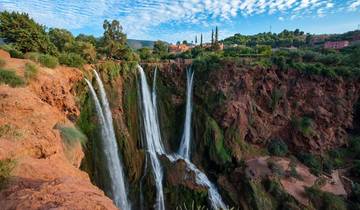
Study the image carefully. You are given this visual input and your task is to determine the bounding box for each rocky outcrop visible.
[0,50,118,210]
[154,61,360,157]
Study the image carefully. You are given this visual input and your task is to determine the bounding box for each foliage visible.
[0,124,23,139]
[24,52,41,62]
[64,41,97,63]
[58,52,85,68]
[38,54,59,68]
[48,28,75,52]
[8,48,24,58]
[75,34,98,46]
[0,158,16,189]
[0,11,58,55]
[101,19,129,60]
[0,58,6,68]
[351,160,360,178]
[305,186,347,210]
[269,88,283,111]
[292,116,315,137]
[223,29,306,48]
[297,152,322,175]
[204,115,231,165]
[56,124,87,147]
[97,61,120,81]
[24,63,38,80]
[138,47,153,61]
[0,68,25,87]
[153,40,169,59]
[267,139,288,157]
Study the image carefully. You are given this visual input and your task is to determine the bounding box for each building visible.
[324,41,349,49]
[168,44,191,54]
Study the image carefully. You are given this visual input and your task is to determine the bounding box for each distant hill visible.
[127,39,155,50]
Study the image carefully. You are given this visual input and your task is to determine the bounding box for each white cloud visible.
[349,0,360,11]
[0,0,350,39]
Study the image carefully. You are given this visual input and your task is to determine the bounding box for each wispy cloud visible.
[0,0,358,41]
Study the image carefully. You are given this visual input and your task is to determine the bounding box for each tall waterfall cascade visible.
[138,66,166,210]
[85,71,131,210]
[137,65,227,210]
[178,68,195,160]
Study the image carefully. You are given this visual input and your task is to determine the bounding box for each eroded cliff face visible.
[0,50,117,210]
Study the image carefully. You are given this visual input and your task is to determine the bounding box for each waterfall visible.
[138,65,227,210]
[85,74,131,210]
[138,65,166,210]
[178,68,194,160]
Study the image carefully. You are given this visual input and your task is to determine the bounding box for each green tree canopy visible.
[0,11,57,55]
[153,41,168,59]
[48,28,74,52]
[102,19,128,59]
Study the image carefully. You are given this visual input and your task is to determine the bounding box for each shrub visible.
[0,68,25,87]
[0,58,6,67]
[59,53,85,68]
[0,158,16,189]
[268,160,285,177]
[24,63,38,80]
[351,160,360,178]
[267,139,288,156]
[24,52,41,62]
[305,186,347,210]
[0,124,23,139]
[56,125,87,147]
[38,54,58,68]
[297,152,322,175]
[292,116,314,137]
[8,48,24,58]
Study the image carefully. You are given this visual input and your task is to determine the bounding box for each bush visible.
[267,139,288,156]
[59,53,85,68]
[24,52,41,62]
[38,54,58,68]
[351,160,360,178]
[0,58,6,67]
[0,158,16,189]
[24,63,38,80]
[297,152,322,175]
[56,124,87,147]
[305,186,347,210]
[0,68,25,87]
[8,48,24,58]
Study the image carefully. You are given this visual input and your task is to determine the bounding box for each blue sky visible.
[0,0,359,43]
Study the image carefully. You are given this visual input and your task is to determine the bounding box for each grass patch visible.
[56,124,87,147]
[0,124,23,140]
[0,68,25,87]
[24,52,41,62]
[24,63,38,81]
[0,58,6,68]
[38,54,58,69]
[0,158,16,189]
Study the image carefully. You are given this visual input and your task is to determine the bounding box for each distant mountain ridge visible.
[127,39,155,49]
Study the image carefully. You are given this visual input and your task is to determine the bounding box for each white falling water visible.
[178,68,194,160]
[85,74,131,210]
[138,66,166,210]
[138,65,227,210]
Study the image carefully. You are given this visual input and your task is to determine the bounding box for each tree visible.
[153,40,168,59]
[102,19,127,59]
[195,35,198,45]
[215,26,219,44]
[0,11,57,55]
[138,47,152,60]
[64,41,97,63]
[211,29,214,45]
[182,40,188,45]
[48,28,74,52]
[75,34,97,46]
[200,34,203,47]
